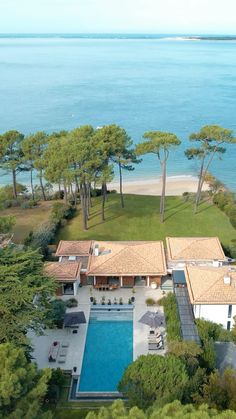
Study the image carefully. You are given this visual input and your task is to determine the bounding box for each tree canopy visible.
[0,246,56,346]
[118,354,188,409]
[0,343,52,419]
[136,131,181,222]
[85,400,236,419]
[185,125,236,213]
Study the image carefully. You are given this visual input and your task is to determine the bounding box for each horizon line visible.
[0,32,236,36]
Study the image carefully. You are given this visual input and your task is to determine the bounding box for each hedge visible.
[159,293,182,342]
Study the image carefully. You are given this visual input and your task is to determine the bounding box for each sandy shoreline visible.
[108,176,208,196]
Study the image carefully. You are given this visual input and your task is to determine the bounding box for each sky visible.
[0,0,236,34]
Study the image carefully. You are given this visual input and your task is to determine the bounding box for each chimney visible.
[94,244,99,257]
[213,260,220,268]
[223,275,231,285]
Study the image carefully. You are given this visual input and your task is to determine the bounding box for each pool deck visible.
[29,286,166,376]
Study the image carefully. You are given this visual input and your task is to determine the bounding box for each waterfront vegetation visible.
[0,123,235,235]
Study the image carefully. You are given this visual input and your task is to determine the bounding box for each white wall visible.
[193,304,236,329]
[73,279,80,296]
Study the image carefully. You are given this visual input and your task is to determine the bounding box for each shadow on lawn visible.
[88,213,123,230]
[163,200,192,221]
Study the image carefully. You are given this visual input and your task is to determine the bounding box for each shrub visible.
[145,297,156,306]
[66,298,78,308]
[20,201,31,209]
[195,319,231,372]
[196,318,232,343]
[2,200,12,209]
[159,293,182,342]
[53,190,64,200]
[30,221,57,255]
[0,183,28,200]
[50,202,75,224]
[213,191,234,211]
[0,216,16,233]
[46,368,66,402]
[229,206,236,229]
[47,299,66,328]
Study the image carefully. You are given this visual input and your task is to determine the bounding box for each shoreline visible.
[108,175,208,196]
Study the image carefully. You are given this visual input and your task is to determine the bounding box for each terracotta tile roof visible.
[166,237,226,261]
[55,240,92,257]
[45,261,81,281]
[87,241,167,276]
[185,266,236,304]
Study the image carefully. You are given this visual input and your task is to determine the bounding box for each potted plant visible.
[108,299,111,305]
[114,297,117,305]
[89,287,94,303]
[93,298,97,305]
[101,295,105,305]
[128,298,132,305]
[131,287,136,303]
[119,297,123,305]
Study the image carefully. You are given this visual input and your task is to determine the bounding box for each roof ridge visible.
[129,245,164,272]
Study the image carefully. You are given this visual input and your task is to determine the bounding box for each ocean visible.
[0,34,236,189]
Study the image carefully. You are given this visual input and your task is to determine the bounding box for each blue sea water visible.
[78,310,133,392]
[0,34,236,189]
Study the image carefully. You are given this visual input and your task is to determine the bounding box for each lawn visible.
[0,201,55,243]
[56,194,236,248]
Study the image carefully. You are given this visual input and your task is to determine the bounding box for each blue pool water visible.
[78,310,133,393]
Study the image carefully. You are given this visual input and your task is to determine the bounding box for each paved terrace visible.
[30,286,166,376]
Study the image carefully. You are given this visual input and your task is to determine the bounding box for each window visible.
[228,305,232,318]
[68,256,76,261]
[227,321,231,331]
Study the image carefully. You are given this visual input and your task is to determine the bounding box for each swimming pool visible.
[77,309,133,394]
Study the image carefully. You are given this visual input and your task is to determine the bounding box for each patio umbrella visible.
[139,311,165,328]
[64,311,86,328]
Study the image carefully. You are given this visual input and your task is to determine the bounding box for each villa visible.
[166,236,228,271]
[47,240,167,295]
[185,265,236,330]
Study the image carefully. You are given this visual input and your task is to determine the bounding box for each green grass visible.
[0,201,54,243]
[56,194,236,248]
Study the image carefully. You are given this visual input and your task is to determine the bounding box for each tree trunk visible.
[119,161,124,208]
[63,183,68,203]
[39,170,46,201]
[160,160,167,223]
[101,182,106,222]
[80,183,88,230]
[12,169,17,199]
[194,157,205,214]
[74,177,79,205]
[88,182,93,208]
[30,168,34,200]
[58,182,61,195]
[70,183,76,203]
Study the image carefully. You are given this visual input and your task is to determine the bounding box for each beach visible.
[108,176,209,196]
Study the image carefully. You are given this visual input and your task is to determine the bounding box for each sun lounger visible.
[149,328,161,338]
[58,347,68,357]
[148,335,162,344]
[58,347,68,363]
[61,341,69,348]
[148,341,164,350]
